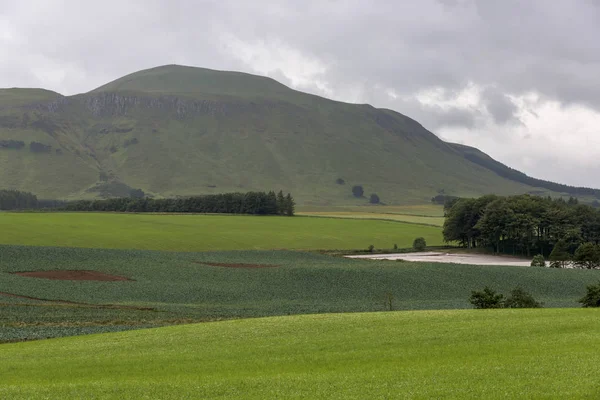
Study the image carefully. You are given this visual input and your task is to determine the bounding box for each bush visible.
[505,288,542,308]
[335,178,345,185]
[530,254,546,267]
[413,237,426,251]
[352,185,364,198]
[578,281,600,307]
[469,287,505,309]
[368,244,375,253]
[393,244,398,250]
[369,193,380,204]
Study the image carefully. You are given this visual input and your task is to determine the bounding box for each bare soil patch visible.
[13,270,133,281]
[196,262,279,269]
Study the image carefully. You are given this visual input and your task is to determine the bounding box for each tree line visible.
[443,194,600,267]
[0,189,295,216]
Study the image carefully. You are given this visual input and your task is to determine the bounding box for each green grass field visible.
[0,212,443,251]
[2,245,599,342]
[2,309,599,399]
[297,211,445,226]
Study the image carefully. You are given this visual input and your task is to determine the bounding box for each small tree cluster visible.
[579,281,600,307]
[530,254,546,267]
[469,287,542,309]
[413,237,427,251]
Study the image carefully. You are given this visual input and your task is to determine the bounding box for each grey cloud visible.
[481,87,520,125]
[2,0,600,186]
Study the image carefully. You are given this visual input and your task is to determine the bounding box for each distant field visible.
[298,211,445,226]
[2,309,600,398]
[2,245,599,342]
[0,212,443,251]
[298,204,445,216]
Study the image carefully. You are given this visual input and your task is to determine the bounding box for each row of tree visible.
[0,190,39,210]
[0,190,295,216]
[66,191,295,215]
[443,194,600,263]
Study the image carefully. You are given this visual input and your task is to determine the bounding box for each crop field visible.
[2,244,600,342]
[0,212,443,251]
[1,309,600,398]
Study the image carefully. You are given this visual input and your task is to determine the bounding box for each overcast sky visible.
[1,0,599,187]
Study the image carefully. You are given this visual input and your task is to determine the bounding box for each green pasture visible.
[0,212,443,251]
[2,309,600,399]
[2,245,600,341]
[297,211,445,226]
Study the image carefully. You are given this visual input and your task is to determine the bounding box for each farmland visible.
[0,212,443,251]
[2,309,600,398]
[2,244,600,342]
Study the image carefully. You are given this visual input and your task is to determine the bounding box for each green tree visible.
[352,185,364,198]
[505,288,542,308]
[549,239,570,268]
[530,254,546,267]
[578,281,600,307]
[276,190,285,215]
[413,237,426,251]
[469,287,505,309]
[285,193,295,216]
[573,243,600,269]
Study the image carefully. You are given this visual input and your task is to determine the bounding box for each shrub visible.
[393,244,398,250]
[505,288,542,308]
[578,281,600,307]
[352,185,364,198]
[369,193,380,204]
[413,237,426,251]
[469,287,505,309]
[368,244,375,253]
[530,254,546,267]
[335,178,345,185]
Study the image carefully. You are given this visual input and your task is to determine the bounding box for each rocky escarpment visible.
[81,92,285,118]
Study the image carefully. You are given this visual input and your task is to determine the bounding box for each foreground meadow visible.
[2,245,599,342]
[1,309,599,399]
[0,212,442,251]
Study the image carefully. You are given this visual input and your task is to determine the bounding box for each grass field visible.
[0,212,443,251]
[2,309,599,399]
[297,204,445,216]
[2,245,599,342]
[297,211,445,226]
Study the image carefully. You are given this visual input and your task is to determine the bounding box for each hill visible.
[0,64,597,204]
[2,310,600,398]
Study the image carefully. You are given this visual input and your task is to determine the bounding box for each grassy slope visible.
[2,309,600,399]
[0,65,571,204]
[0,213,443,251]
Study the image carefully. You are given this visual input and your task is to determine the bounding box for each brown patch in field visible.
[194,261,280,269]
[13,270,133,281]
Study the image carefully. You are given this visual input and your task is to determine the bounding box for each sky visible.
[1,0,599,187]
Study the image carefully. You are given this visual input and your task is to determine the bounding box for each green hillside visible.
[2,310,600,398]
[0,64,593,204]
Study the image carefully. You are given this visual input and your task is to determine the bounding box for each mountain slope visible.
[0,64,594,204]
